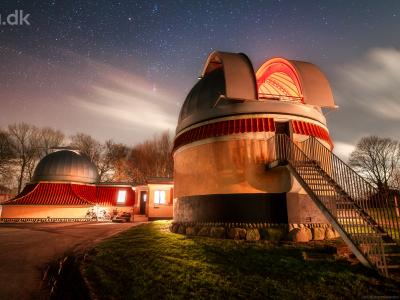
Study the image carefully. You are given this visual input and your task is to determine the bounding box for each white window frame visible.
[154,190,166,205]
[117,190,127,204]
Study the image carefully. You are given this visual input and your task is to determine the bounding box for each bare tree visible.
[70,134,131,182]
[24,127,66,180]
[7,123,40,193]
[70,133,102,163]
[392,170,400,190]
[0,130,15,188]
[98,140,130,182]
[349,136,400,193]
[38,127,65,156]
[127,131,173,184]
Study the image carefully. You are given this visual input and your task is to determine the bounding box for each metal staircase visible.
[267,134,400,278]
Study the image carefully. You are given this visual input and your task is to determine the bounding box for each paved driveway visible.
[0,222,141,299]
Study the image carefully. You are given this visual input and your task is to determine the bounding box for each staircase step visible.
[294,161,316,165]
[377,265,400,269]
[360,242,398,246]
[285,143,400,277]
[342,225,380,229]
[350,232,387,236]
[385,253,400,257]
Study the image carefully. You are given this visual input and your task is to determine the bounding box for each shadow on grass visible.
[84,221,400,300]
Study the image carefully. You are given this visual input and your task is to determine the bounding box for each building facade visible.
[173,51,336,225]
[0,150,173,222]
[134,178,174,221]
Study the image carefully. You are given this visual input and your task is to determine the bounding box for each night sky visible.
[1,0,400,159]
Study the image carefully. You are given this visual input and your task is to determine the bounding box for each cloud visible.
[333,141,355,162]
[0,48,181,144]
[69,57,178,132]
[335,48,400,120]
[327,47,400,146]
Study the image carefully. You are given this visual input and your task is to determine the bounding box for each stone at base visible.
[312,227,326,241]
[210,227,225,238]
[186,226,199,236]
[177,224,186,234]
[197,226,211,236]
[325,228,337,240]
[289,227,312,242]
[246,228,260,241]
[334,229,341,238]
[169,223,179,233]
[228,228,247,240]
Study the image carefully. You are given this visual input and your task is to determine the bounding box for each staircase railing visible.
[297,136,400,243]
[269,134,400,277]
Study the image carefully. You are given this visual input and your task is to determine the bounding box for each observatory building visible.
[1,150,173,221]
[173,51,336,224]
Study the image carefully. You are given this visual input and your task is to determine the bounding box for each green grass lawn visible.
[83,221,400,299]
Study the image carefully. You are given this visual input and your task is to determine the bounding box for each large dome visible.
[179,68,226,124]
[32,150,99,184]
[176,52,335,134]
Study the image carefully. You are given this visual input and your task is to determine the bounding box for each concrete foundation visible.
[174,193,288,223]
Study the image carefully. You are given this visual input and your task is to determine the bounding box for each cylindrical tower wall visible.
[173,114,332,223]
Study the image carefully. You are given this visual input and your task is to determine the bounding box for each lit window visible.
[154,190,166,204]
[117,190,127,204]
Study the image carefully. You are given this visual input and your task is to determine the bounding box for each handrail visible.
[297,136,400,242]
[269,134,400,277]
[299,137,377,190]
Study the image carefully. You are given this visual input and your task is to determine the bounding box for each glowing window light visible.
[117,190,127,204]
[154,190,166,204]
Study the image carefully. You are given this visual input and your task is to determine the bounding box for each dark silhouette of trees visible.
[6,123,66,192]
[349,136,400,193]
[127,131,173,185]
[98,140,130,182]
[69,134,130,182]
[0,130,15,187]
[38,127,65,156]
[70,133,102,163]
[0,123,173,191]
[7,123,41,193]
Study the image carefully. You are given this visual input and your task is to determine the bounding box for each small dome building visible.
[31,150,99,184]
[1,150,135,221]
[173,51,336,224]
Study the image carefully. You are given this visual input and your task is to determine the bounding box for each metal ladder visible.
[268,134,400,278]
